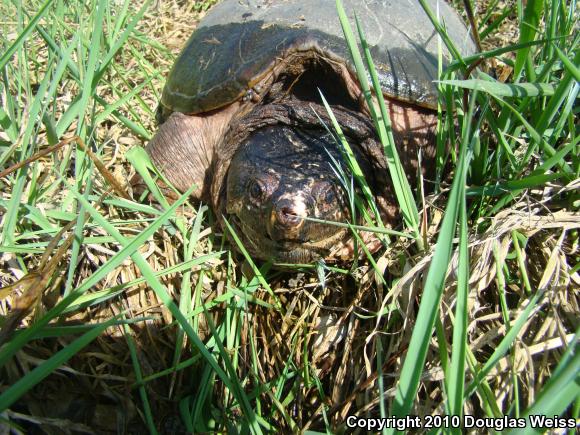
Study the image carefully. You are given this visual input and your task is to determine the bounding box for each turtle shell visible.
[161,0,476,115]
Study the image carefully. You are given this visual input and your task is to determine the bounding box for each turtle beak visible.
[267,197,307,242]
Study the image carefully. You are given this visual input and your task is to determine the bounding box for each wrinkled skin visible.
[226,125,350,263]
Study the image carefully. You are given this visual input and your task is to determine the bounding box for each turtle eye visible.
[248,179,266,204]
[322,186,336,204]
[312,181,335,203]
[246,175,278,205]
[312,181,337,213]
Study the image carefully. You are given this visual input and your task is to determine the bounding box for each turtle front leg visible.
[144,103,240,202]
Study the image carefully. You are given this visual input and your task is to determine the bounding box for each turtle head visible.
[225,125,350,264]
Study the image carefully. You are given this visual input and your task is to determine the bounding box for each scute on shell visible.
[161,0,476,116]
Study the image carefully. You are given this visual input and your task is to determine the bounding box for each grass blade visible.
[0,0,54,71]
[0,316,119,411]
[446,188,469,420]
[514,0,544,79]
[388,92,475,423]
[438,78,555,97]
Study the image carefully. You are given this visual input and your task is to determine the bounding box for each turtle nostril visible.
[272,199,307,229]
[277,206,300,226]
[268,199,307,242]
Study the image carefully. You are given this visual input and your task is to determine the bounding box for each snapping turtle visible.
[146,0,475,263]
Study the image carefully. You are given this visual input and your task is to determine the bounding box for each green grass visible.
[0,0,578,433]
